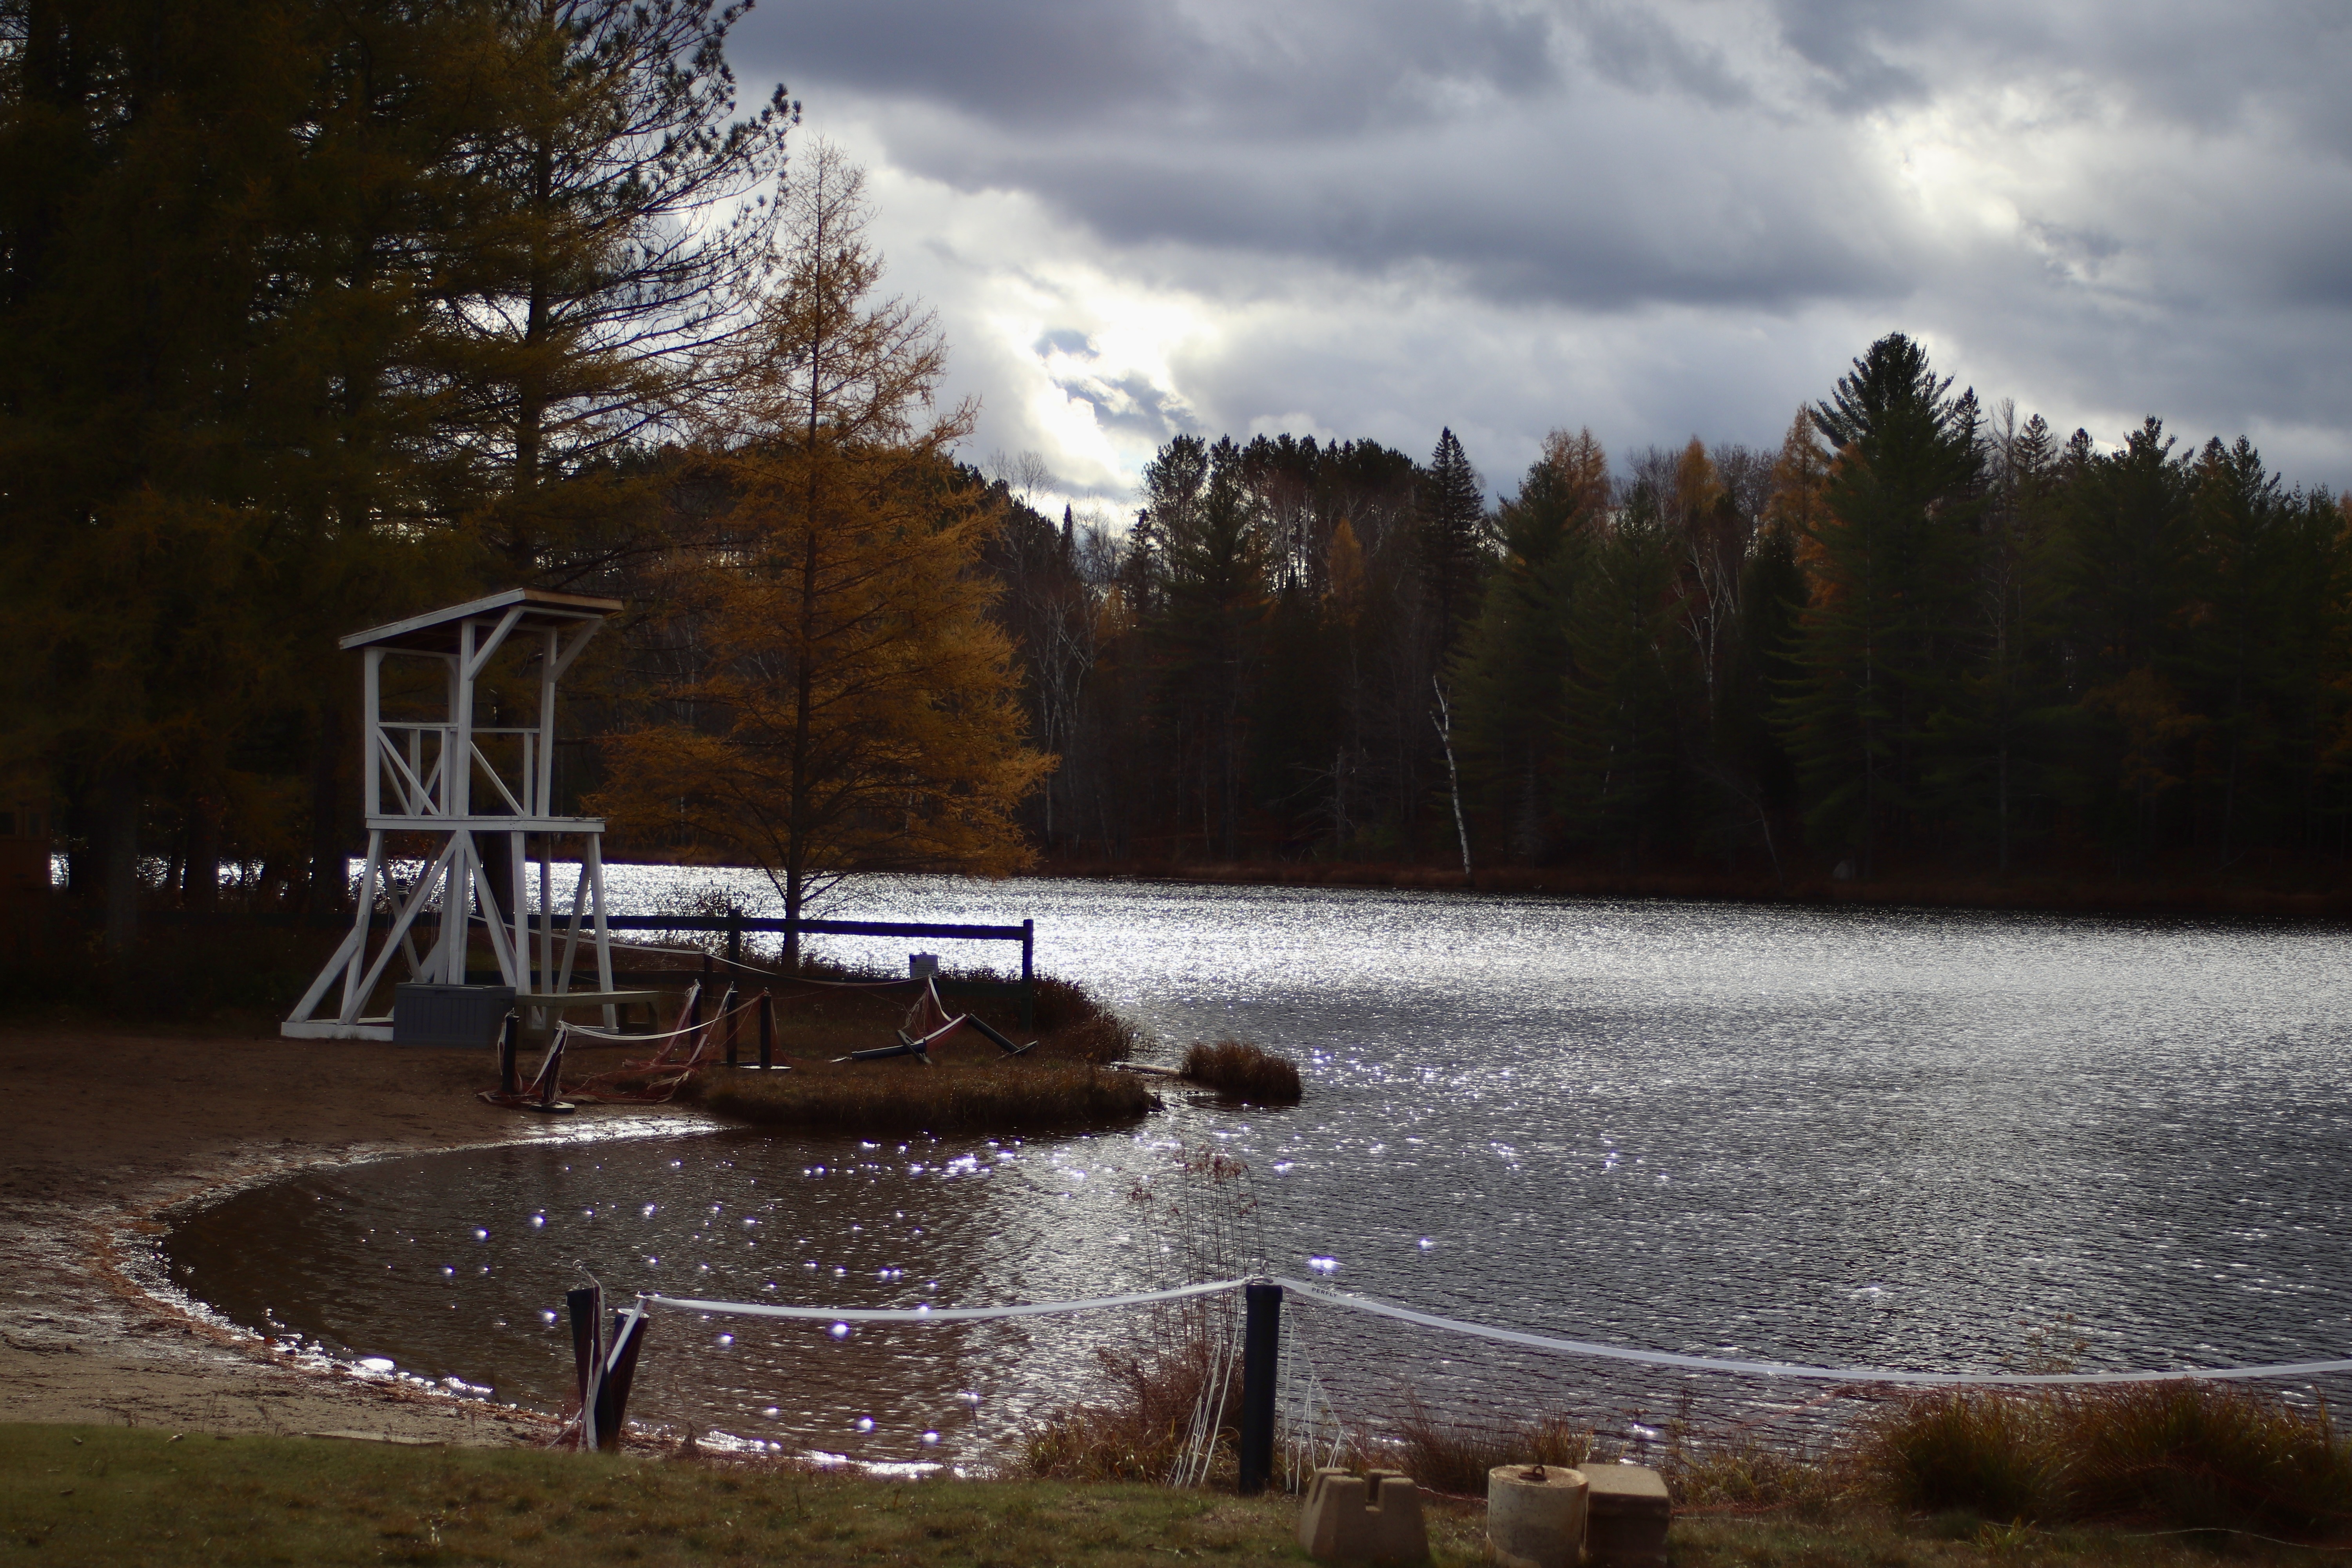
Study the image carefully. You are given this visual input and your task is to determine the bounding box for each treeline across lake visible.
[981,335,2352,889]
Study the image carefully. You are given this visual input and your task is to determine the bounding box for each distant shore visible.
[1018,858,2352,920]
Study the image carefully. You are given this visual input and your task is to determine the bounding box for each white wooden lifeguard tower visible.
[282,588,625,1040]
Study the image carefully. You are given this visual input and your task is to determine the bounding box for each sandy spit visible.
[0,1025,711,1446]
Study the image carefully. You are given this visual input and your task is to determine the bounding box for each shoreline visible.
[566,851,2352,921]
[0,1025,711,1445]
[1017,860,2352,919]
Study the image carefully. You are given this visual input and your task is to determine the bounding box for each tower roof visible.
[338,588,623,654]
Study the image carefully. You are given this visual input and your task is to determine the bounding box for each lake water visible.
[162,875,2352,1466]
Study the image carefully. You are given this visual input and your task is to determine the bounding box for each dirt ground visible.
[0,1024,708,1446]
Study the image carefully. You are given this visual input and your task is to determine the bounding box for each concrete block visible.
[1298,1468,1429,1565]
[1583,1463,1671,1568]
[392,983,514,1049]
[1488,1463,1588,1568]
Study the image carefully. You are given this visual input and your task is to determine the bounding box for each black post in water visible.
[498,1011,521,1097]
[1238,1281,1282,1494]
[758,991,774,1070]
[1021,918,1035,1029]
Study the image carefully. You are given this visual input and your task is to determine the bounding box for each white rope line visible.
[642,1278,1249,1324]
[1270,1279,2352,1387]
[634,1274,2352,1387]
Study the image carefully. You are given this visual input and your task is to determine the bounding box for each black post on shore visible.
[718,984,739,1065]
[593,1306,648,1452]
[725,904,741,970]
[1238,1280,1282,1494]
[1021,918,1035,1029]
[757,991,774,1070]
[497,1011,521,1097]
[566,1285,603,1445]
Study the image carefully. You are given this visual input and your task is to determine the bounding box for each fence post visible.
[1238,1280,1282,1494]
[719,984,739,1065]
[566,1285,603,1447]
[726,904,741,970]
[1021,918,1035,1030]
[497,1010,521,1097]
[758,991,774,1070]
[594,1305,649,1452]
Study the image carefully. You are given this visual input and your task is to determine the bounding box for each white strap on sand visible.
[1271,1278,2352,1386]
[563,996,757,1045]
[643,1278,1248,1324]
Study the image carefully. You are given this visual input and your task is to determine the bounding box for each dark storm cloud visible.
[741,0,1561,137]
[1766,0,1927,111]
[738,0,1913,310]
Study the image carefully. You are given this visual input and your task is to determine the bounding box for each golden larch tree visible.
[595,144,1049,957]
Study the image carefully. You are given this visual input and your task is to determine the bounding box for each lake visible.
[162,874,2352,1466]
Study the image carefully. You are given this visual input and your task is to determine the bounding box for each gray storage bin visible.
[393,982,515,1048]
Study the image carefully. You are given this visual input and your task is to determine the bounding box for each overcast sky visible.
[725,0,2352,512]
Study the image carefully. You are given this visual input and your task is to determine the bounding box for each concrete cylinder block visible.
[1487,1463,1589,1568]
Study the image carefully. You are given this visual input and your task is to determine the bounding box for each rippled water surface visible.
[167,878,2352,1461]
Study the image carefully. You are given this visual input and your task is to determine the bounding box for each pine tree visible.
[439,0,795,579]
[2051,418,2196,864]
[1780,333,1982,878]
[1416,427,1489,660]
[1452,428,1607,858]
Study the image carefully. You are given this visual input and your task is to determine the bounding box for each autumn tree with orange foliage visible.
[595,145,1049,960]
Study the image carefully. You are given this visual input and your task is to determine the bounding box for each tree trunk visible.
[100,761,138,963]
[308,702,347,918]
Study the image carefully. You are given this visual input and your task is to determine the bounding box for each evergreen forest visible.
[983,355,2352,890]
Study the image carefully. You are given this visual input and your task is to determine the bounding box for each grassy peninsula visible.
[677,970,1157,1133]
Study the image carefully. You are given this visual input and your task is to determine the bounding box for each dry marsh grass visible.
[1867,1384,2352,1535]
[1179,1039,1303,1103]
[1387,1402,1595,1497]
[1016,1339,1236,1485]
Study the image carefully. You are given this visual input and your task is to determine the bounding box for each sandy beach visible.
[0,1025,708,1445]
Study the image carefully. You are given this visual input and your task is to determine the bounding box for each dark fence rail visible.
[126,905,1039,1022]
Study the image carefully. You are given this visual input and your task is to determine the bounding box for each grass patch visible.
[0,1423,1367,1566]
[1178,1040,1302,1103]
[14,1422,2352,1567]
[692,1058,1154,1133]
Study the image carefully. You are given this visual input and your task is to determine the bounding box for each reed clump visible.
[1016,1341,1234,1484]
[695,1059,1154,1133]
[1867,1383,2352,1535]
[1179,1039,1303,1103]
